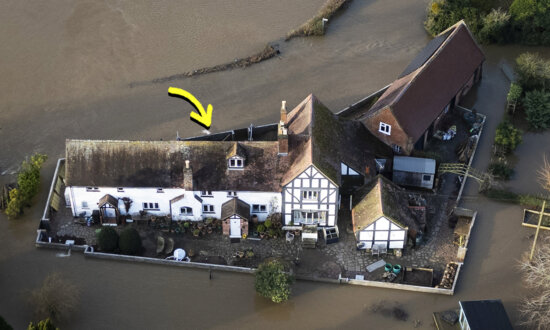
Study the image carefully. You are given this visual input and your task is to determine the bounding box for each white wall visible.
[358,216,406,249]
[67,186,280,221]
[282,165,338,227]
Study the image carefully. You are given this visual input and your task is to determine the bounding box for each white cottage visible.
[352,175,420,250]
[63,94,391,242]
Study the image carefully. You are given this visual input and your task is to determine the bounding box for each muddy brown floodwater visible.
[1,0,549,328]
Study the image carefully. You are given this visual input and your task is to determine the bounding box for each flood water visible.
[1,0,549,328]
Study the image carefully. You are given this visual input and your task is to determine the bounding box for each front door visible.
[230,218,241,238]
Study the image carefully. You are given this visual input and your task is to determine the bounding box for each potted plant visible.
[252,214,259,225]
[257,224,266,239]
[192,229,200,237]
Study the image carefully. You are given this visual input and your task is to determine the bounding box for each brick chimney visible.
[278,101,288,156]
[183,160,193,190]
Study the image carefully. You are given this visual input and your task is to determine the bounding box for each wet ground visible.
[1,0,550,329]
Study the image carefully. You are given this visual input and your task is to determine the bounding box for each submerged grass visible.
[483,188,548,208]
[286,0,352,40]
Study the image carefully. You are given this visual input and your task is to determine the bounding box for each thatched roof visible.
[359,21,485,143]
[65,140,291,191]
[352,175,419,232]
[221,198,250,220]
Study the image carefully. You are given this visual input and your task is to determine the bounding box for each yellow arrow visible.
[168,87,213,129]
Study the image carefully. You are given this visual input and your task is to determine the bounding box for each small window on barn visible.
[117,187,124,192]
[227,191,237,197]
[201,191,213,197]
[180,207,193,215]
[143,202,159,210]
[423,175,431,181]
[379,122,391,135]
[156,188,164,193]
[392,144,401,153]
[86,187,99,192]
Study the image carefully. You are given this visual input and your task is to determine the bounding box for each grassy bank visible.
[132,44,279,86]
[286,0,351,40]
[483,189,548,208]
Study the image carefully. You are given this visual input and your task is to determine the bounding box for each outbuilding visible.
[392,156,436,189]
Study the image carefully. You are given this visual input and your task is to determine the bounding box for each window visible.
[423,175,431,181]
[143,202,159,210]
[180,207,193,215]
[201,191,213,197]
[86,187,99,192]
[379,122,391,135]
[203,204,214,213]
[302,190,319,201]
[81,201,88,208]
[228,157,244,169]
[293,210,326,225]
[156,188,164,193]
[117,187,124,192]
[227,191,237,197]
[252,204,267,213]
[392,144,401,153]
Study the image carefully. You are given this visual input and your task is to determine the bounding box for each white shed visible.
[352,175,420,250]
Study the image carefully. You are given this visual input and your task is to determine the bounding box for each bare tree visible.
[518,239,550,329]
[29,273,80,322]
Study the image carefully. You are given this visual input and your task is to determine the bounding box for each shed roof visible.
[359,21,485,143]
[459,300,513,330]
[393,156,436,174]
[98,194,118,208]
[221,198,250,220]
[352,175,419,232]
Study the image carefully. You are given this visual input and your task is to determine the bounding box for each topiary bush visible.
[507,83,523,104]
[524,90,550,129]
[254,260,294,303]
[118,227,142,255]
[494,120,522,153]
[96,227,118,252]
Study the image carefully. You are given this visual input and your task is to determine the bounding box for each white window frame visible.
[379,122,391,135]
[392,144,401,153]
[86,187,99,192]
[180,206,193,215]
[252,204,267,213]
[228,157,244,169]
[201,191,213,197]
[117,187,124,192]
[156,188,164,193]
[227,191,238,197]
[302,190,319,201]
[143,202,159,210]
[293,210,326,225]
[202,204,215,213]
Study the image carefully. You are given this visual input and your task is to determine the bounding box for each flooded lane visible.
[1,0,548,329]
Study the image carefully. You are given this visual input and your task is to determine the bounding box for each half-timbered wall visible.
[282,165,338,227]
[357,216,407,249]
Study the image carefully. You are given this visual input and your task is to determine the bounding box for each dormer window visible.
[379,122,391,135]
[228,157,244,169]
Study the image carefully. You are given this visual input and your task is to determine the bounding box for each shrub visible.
[29,273,79,322]
[28,318,58,330]
[515,53,550,91]
[257,224,266,233]
[96,227,118,252]
[254,260,294,303]
[507,82,523,103]
[494,121,522,153]
[424,0,482,37]
[286,0,350,39]
[479,8,510,44]
[488,162,514,180]
[183,221,190,228]
[509,0,550,45]
[118,227,142,255]
[264,219,273,229]
[0,315,13,330]
[4,154,47,218]
[524,90,550,129]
